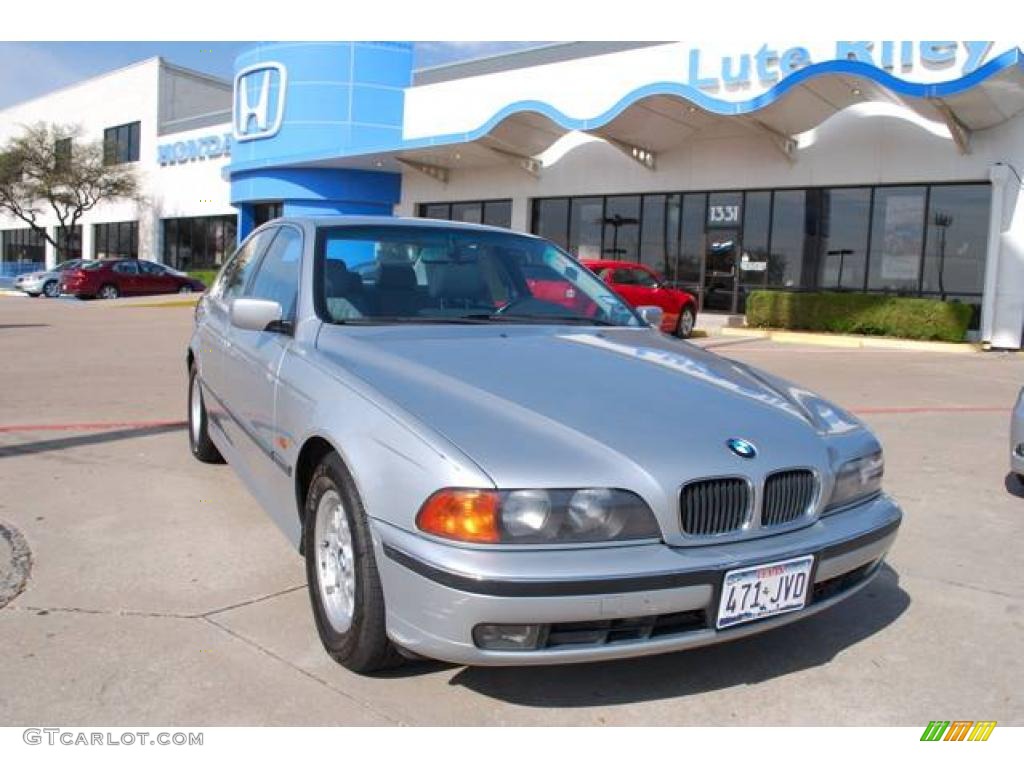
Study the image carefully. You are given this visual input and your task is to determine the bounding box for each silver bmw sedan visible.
[187,217,902,673]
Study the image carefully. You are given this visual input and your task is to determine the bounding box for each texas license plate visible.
[716,555,814,629]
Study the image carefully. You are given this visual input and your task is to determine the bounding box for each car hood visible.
[315,325,862,503]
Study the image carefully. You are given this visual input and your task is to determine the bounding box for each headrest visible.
[430,263,487,300]
[324,260,363,296]
[377,264,417,292]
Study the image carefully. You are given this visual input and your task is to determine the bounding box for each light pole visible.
[933,211,953,300]
[826,248,854,289]
[602,213,639,260]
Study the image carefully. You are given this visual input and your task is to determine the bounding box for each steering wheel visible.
[493,295,538,316]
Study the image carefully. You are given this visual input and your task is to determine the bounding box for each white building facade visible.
[2,41,1023,348]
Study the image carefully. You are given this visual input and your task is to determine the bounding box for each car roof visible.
[258,214,540,240]
[580,259,651,270]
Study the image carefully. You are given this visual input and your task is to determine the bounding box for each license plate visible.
[716,555,814,629]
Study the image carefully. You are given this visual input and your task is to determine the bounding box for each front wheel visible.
[304,452,402,674]
[188,363,224,463]
[675,305,696,339]
[43,280,59,298]
[178,285,194,295]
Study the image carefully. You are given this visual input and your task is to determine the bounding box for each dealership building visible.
[1,40,1023,347]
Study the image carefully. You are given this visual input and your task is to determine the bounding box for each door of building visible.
[702,229,740,313]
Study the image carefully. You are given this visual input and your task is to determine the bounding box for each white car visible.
[187,216,902,673]
[13,259,88,298]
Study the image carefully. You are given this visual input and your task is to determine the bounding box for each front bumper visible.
[373,493,901,666]
[14,277,44,293]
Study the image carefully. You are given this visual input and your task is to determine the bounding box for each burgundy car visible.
[60,259,206,299]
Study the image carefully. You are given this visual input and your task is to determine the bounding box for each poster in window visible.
[880,194,924,281]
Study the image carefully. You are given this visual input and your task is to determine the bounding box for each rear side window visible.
[217,229,273,300]
[113,261,138,275]
[247,227,302,319]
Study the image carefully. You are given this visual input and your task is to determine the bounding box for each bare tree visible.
[0,122,139,261]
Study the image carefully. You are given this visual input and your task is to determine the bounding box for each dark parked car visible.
[60,259,206,299]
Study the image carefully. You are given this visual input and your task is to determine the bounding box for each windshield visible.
[317,225,641,327]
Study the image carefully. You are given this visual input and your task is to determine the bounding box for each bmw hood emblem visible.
[726,438,757,459]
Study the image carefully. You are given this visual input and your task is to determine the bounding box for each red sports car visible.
[582,260,698,338]
[60,259,206,300]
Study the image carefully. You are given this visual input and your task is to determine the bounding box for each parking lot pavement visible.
[1,297,1022,725]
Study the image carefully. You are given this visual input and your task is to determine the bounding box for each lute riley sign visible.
[684,41,994,93]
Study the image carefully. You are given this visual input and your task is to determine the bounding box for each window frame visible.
[243,223,305,324]
[103,121,141,165]
[416,199,513,229]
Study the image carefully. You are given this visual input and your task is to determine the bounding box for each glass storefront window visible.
[740,191,771,293]
[1,228,46,263]
[162,215,238,271]
[602,195,640,261]
[451,202,482,224]
[820,187,871,290]
[422,203,449,220]
[769,190,807,288]
[533,198,569,250]
[923,184,989,298]
[55,225,83,260]
[639,194,667,274]
[868,186,926,292]
[526,182,989,318]
[483,200,512,228]
[678,193,706,289]
[417,200,512,229]
[569,197,603,259]
[93,221,138,259]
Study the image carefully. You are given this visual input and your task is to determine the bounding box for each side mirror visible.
[230,298,284,332]
[636,305,664,328]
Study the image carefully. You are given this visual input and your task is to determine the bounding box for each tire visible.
[675,305,696,339]
[97,284,119,300]
[43,280,59,298]
[188,363,224,464]
[178,285,194,295]
[303,452,403,674]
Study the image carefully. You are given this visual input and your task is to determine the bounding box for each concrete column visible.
[44,235,56,269]
[984,163,1024,349]
[510,196,530,234]
[81,224,94,261]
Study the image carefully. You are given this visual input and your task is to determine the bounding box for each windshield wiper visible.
[460,313,621,326]
[330,316,496,326]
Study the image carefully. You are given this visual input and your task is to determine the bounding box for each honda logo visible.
[233,62,287,142]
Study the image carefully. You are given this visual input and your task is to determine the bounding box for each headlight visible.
[416,488,661,544]
[827,452,884,512]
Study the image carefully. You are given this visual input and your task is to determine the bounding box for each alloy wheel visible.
[314,489,356,634]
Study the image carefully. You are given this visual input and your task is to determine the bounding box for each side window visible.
[218,229,272,300]
[612,268,636,285]
[138,261,163,275]
[247,227,302,319]
[632,268,658,287]
[113,261,138,275]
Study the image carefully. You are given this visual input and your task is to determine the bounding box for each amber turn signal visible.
[416,489,500,543]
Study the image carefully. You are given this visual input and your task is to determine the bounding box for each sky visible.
[0,41,548,109]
